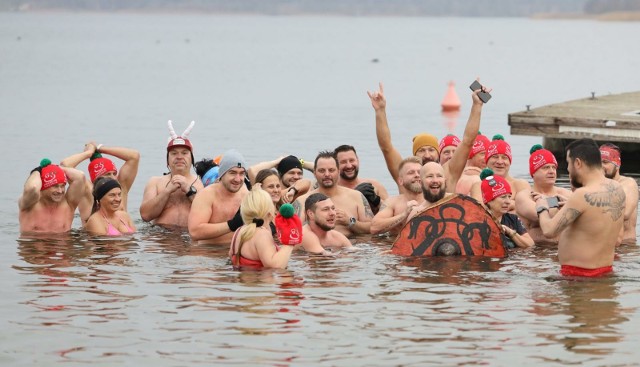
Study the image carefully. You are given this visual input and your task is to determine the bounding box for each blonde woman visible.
[228,188,301,269]
[85,177,136,236]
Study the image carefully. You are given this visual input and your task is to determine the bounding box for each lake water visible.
[1,13,639,366]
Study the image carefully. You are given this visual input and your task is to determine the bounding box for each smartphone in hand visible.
[469,80,492,103]
[546,196,559,208]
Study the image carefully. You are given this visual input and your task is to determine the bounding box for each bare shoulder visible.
[513,178,531,192]
[620,175,639,190]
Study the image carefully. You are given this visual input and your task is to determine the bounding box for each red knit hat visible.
[88,154,118,183]
[600,145,621,167]
[275,204,303,246]
[480,169,512,204]
[529,144,557,177]
[40,161,67,190]
[438,134,461,152]
[485,135,512,163]
[469,133,490,159]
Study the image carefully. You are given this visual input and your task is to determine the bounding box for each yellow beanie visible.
[412,133,439,156]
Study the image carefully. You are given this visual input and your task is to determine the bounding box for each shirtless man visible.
[368,82,485,195]
[247,155,313,203]
[61,142,140,224]
[438,134,460,165]
[455,133,489,195]
[139,134,204,228]
[188,150,249,245]
[19,160,85,234]
[334,144,389,214]
[515,145,572,245]
[294,151,373,236]
[300,193,353,253]
[535,138,625,277]
[600,143,638,245]
[470,136,530,212]
[408,162,454,219]
[371,156,423,235]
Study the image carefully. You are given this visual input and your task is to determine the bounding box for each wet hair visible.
[304,192,330,215]
[236,188,275,251]
[566,138,602,169]
[91,177,121,214]
[194,158,217,178]
[333,144,357,158]
[314,150,338,169]
[398,156,423,173]
[255,168,280,185]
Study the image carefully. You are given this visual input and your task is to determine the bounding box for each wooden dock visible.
[508,91,640,173]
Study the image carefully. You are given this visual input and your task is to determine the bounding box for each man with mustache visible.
[535,138,624,277]
[334,144,389,214]
[407,161,452,220]
[294,151,373,236]
[189,150,249,245]
[600,143,638,245]
[300,193,353,253]
[515,145,572,245]
[371,156,423,235]
[367,82,486,195]
[140,135,204,228]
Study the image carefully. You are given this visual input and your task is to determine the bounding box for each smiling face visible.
[314,157,339,189]
[260,174,282,205]
[399,162,422,194]
[415,145,439,165]
[220,167,246,193]
[487,154,511,177]
[281,168,303,188]
[336,150,359,181]
[99,187,122,213]
[420,162,446,203]
[42,183,66,203]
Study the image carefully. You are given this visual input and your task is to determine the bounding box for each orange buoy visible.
[441,81,461,112]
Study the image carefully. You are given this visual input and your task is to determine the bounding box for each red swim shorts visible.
[560,265,613,277]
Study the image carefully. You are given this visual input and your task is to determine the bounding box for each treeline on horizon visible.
[1,0,638,16]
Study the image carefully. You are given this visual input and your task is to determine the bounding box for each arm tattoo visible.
[379,202,387,211]
[381,213,407,233]
[361,193,374,218]
[556,208,581,233]
[292,200,301,217]
[584,182,626,221]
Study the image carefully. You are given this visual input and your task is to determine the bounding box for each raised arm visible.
[18,171,42,211]
[368,82,403,183]
[444,88,484,189]
[247,157,282,184]
[98,144,140,191]
[60,142,95,168]
[62,166,87,209]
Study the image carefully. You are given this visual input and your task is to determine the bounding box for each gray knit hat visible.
[218,149,247,178]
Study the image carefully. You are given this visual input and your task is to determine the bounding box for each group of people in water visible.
[19,82,638,277]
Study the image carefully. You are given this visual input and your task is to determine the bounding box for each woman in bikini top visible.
[228,188,297,269]
[85,177,136,236]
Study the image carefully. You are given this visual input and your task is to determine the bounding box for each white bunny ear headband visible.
[167,120,195,142]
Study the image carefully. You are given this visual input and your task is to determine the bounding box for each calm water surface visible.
[1,13,639,366]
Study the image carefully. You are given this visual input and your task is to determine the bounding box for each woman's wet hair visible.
[255,168,279,185]
[91,177,121,214]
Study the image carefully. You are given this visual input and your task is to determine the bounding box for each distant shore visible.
[533,11,640,21]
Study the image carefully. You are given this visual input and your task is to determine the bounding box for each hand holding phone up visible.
[469,80,492,103]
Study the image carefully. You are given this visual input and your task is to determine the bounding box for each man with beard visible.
[247,155,314,203]
[140,133,204,228]
[300,193,353,253]
[371,157,423,235]
[515,145,572,245]
[294,151,373,236]
[334,145,389,214]
[188,150,249,245]
[367,82,485,195]
[407,162,453,220]
[600,143,638,245]
[535,138,624,277]
[19,159,86,233]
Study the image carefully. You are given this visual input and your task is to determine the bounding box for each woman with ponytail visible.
[228,187,301,269]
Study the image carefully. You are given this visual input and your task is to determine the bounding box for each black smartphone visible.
[469,80,492,103]
[546,196,559,208]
